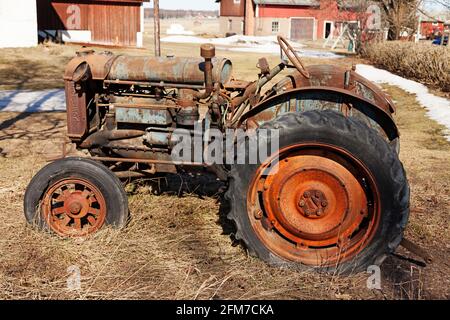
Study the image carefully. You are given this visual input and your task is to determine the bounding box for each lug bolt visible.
[316,209,324,217]
[304,191,310,198]
[322,201,328,207]
[254,210,263,220]
[298,200,305,207]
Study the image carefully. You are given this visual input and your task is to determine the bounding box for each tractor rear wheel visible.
[24,157,128,237]
[227,110,410,274]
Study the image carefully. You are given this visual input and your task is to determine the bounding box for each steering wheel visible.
[277,36,310,79]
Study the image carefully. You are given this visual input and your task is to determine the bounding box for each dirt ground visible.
[0,19,449,300]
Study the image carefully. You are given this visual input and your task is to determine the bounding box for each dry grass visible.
[1,83,449,300]
[361,41,450,93]
[0,86,449,301]
[0,113,374,300]
[0,18,449,300]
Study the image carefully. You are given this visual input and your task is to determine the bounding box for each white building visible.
[0,0,38,48]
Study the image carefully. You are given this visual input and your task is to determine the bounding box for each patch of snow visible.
[161,35,341,58]
[220,46,342,59]
[162,35,207,44]
[0,89,65,112]
[160,35,342,58]
[356,64,450,141]
[166,24,195,36]
[297,49,342,59]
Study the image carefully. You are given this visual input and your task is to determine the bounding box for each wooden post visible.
[244,0,255,36]
[154,0,161,57]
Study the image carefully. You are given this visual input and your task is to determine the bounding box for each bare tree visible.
[375,0,423,40]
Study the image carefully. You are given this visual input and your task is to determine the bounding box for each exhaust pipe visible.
[195,44,215,99]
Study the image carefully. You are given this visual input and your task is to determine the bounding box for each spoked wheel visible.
[24,158,128,237]
[227,110,410,273]
[41,178,107,236]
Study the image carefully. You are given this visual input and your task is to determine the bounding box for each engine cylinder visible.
[107,56,233,85]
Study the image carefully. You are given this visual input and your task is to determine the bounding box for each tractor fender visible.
[238,86,400,142]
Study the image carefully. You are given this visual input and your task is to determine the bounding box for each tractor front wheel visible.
[24,158,128,237]
[227,110,410,274]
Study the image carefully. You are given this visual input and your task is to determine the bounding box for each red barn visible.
[37,0,149,47]
[217,0,362,41]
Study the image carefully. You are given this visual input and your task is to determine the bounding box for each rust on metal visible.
[103,79,205,90]
[64,81,88,140]
[41,178,107,237]
[83,156,205,167]
[239,86,400,141]
[39,34,407,262]
[289,64,396,115]
[107,55,232,85]
[278,35,310,79]
[247,143,380,267]
[400,238,433,264]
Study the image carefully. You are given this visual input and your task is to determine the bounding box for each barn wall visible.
[0,0,38,48]
[257,3,358,40]
[220,0,245,17]
[255,17,290,38]
[257,5,322,40]
[37,0,143,47]
[219,16,245,35]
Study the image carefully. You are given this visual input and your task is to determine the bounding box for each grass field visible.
[0,19,449,300]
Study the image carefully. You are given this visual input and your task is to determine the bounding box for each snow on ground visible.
[161,34,342,58]
[356,64,450,141]
[0,89,65,112]
[161,35,287,46]
[166,24,195,36]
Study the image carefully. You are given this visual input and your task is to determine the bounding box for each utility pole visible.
[154,0,161,57]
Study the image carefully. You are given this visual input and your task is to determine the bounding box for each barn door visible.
[89,4,139,47]
[291,18,315,41]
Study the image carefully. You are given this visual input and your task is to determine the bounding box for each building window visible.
[234,0,240,4]
[272,21,279,33]
[228,19,233,31]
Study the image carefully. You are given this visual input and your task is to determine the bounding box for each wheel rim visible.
[248,143,380,267]
[41,178,107,237]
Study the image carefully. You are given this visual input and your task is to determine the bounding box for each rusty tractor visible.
[24,37,410,273]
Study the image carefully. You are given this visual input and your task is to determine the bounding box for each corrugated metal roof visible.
[253,0,320,6]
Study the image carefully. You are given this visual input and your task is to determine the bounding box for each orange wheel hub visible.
[41,178,107,237]
[248,143,380,267]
